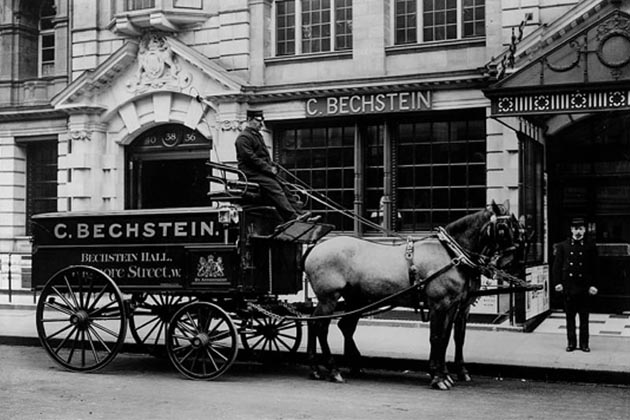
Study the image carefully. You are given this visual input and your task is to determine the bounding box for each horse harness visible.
[249,221,523,323]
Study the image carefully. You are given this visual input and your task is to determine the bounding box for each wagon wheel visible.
[240,316,302,354]
[129,293,196,356]
[166,302,238,380]
[35,265,127,372]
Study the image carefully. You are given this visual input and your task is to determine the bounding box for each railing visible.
[0,252,36,304]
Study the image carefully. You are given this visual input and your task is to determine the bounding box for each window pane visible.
[462,0,485,37]
[26,141,58,235]
[394,0,417,45]
[275,123,355,231]
[396,113,486,231]
[277,1,296,55]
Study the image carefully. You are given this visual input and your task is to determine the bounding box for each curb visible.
[3,336,628,386]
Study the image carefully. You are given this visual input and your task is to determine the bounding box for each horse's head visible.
[481,201,525,273]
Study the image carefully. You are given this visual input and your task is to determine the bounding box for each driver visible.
[235,110,319,223]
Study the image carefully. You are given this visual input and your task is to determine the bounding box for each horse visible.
[303,201,524,390]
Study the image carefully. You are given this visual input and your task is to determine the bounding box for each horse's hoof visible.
[329,371,346,383]
[309,370,324,380]
[430,377,452,390]
[458,372,472,382]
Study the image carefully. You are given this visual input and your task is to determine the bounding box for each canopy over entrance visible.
[484,1,630,132]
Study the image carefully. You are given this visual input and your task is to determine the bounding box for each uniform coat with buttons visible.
[552,237,598,348]
[552,238,598,295]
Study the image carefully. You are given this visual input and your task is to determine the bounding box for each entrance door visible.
[548,113,630,313]
[127,124,211,209]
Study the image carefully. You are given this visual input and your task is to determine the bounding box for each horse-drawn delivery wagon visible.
[31,157,540,388]
[31,203,333,380]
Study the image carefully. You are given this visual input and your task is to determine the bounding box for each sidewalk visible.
[1,301,629,385]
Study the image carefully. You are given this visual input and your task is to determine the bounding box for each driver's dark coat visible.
[552,238,598,296]
[235,126,275,177]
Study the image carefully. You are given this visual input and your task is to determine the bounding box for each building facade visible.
[0,0,628,316]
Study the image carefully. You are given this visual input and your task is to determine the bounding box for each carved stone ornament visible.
[69,130,92,141]
[596,12,630,69]
[126,33,192,93]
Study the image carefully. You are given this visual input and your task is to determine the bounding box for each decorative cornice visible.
[69,129,92,141]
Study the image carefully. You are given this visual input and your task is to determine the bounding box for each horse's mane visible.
[445,208,493,250]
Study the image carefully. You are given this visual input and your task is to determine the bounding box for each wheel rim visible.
[166,302,238,380]
[240,317,302,353]
[35,266,127,372]
[129,293,195,356]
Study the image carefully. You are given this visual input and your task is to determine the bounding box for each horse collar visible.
[405,236,414,261]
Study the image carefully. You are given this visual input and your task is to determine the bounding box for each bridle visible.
[479,212,523,271]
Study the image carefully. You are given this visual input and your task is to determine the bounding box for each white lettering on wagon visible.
[53,220,217,240]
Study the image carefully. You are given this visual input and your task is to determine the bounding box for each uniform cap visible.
[246,110,264,121]
[570,217,586,227]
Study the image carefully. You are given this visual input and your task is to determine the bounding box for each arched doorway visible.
[127,124,211,209]
[548,112,630,313]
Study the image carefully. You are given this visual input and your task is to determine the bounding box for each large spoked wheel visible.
[240,316,302,354]
[129,293,195,356]
[35,265,127,372]
[166,302,238,380]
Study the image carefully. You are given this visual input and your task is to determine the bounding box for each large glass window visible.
[396,115,486,230]
[394,0,484,45]
[275,0,352,56]
[39,0,56,77]
[26,141,58,235]
[276,124,355,231]
[275,111,486,233]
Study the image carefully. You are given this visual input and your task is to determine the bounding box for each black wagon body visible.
[31,205,332,380]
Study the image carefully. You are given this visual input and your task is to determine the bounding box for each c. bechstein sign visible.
[306,91,432,117]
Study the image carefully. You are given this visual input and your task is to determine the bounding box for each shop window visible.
[276,124,355,231]
[396,115,486,231]
[25,141,58,235]
[275,112,486,234]
[275,0,353,56]
[394,0,484,45]
[39,0,56,77]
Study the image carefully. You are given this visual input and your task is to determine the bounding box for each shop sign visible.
[470,274,499,314]
[306,91,432,117]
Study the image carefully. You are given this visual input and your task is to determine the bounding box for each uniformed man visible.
[235,110,316,223]
[552,217,599,352]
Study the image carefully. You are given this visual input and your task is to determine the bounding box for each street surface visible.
[1,345,628,420]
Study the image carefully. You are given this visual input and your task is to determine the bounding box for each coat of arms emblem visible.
[127,33,191,93]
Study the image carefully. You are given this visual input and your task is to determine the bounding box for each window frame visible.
[38,0,56,77]
[392,0,485,46]
[272,0,353,57]
[24,140,58,235]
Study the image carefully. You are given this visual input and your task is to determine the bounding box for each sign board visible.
[305,91,432,117]
[31,209,233,288]
[525,264,550,319]
[470,275,499,314]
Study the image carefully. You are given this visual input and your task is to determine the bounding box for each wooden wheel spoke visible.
[84,329,101,364]
[51,286,78,311]
[209,329,231,342]
[44,301,74,317]
[87,324,112,354]
[276,331,298,340]
[207,345,228,363]
[86,284,109,312]
[274,336,295,351]
[90,320,121,339]
[62,275,81,309]
[44,322,74,341]
[202,348,219,373]
[89,300,120,317]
